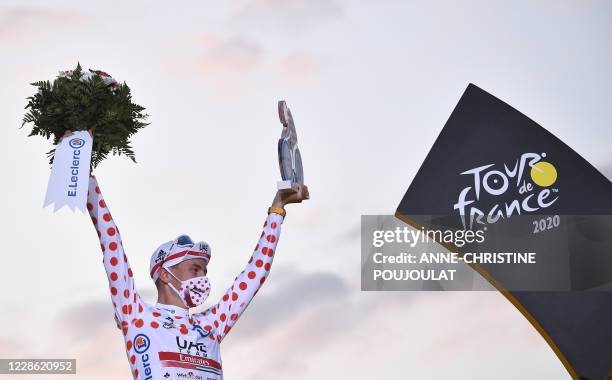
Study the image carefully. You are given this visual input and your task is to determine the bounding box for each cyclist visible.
[64,129,309,379]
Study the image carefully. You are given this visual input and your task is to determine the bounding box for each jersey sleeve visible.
[207,211,285,343]
[87,175,143,334]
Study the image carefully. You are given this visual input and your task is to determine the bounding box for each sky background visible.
[1,0,611,379]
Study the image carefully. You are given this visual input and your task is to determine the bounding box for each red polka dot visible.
[103,213,111,222]
[214,320,219,328]
[126,340,132,351]
[175,315,183,319]
[232,292,238,301]
[264,263,271,271]
[209,334,215,340]
[107,227,116,236]
[122,322,128,336]
[204,325,212,331]
[220,313,226,322]
[110,257,118,266]
[151,321,159,328]
[122,305,129,314]
[110,272,118,281]
[138,303,143,313]
[128,268,133,277]
[266,234,276,243]
[134,369,139,378]
[153,312,161,317]
[91,217,97,225]
[99,199,106,208]
[248,271,256,279]
[255,260,263,268]
[86,203,93,211]
[124,289,130,298]
[271,222,277,229]
[95,186,100,194]
[262,247,269,255]
[111,287,117,295]
[109,242,118,251]
[180,324,188,335]
[130,355,136,364]
[224,325,231,334]
[268,249,274,257]
[260,276,266,284]
[223,294,229,302]
[230,313,238,321]
[239,282,247,290]
[134,319,144,328]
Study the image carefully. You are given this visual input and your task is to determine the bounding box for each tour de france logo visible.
[68,137,85,149]
[453,152,559,229]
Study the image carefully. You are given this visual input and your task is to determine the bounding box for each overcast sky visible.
[1,0,610,379]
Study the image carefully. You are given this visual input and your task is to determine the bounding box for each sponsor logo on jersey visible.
[159,352,222,377]
[192,325,211,339]
[176,337,207,357]
[134,334,151,354]
[133,334,153,380]
[176,371,204,380]
[163,316,176,329]
[162,307,176,315]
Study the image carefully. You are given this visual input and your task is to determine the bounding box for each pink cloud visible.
[233,0,342,34]
[278,52,320,87]
[197,35,263,76]
[0,7,88,47]
[186,35,264,99]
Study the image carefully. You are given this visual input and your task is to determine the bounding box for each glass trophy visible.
[277,100,304,193]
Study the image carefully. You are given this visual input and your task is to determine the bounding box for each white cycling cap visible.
[149,234,211,282]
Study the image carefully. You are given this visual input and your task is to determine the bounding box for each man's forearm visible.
[207,211,284,343]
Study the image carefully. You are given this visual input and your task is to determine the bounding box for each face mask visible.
[166,268,211,308]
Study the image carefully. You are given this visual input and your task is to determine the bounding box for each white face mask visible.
[166,268,211,308]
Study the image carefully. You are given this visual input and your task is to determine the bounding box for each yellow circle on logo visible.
[530,161,557,187]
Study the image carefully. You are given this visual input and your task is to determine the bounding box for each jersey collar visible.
[156,302,189,316]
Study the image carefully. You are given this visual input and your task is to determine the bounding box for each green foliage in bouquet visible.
[21,62,150,169]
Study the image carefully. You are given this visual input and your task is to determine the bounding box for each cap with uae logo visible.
[149,234,211,282]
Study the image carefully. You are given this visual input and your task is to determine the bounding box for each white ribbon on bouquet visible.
[43,130,93,212]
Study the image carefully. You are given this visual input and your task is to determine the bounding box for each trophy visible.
[277,100,304,193]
